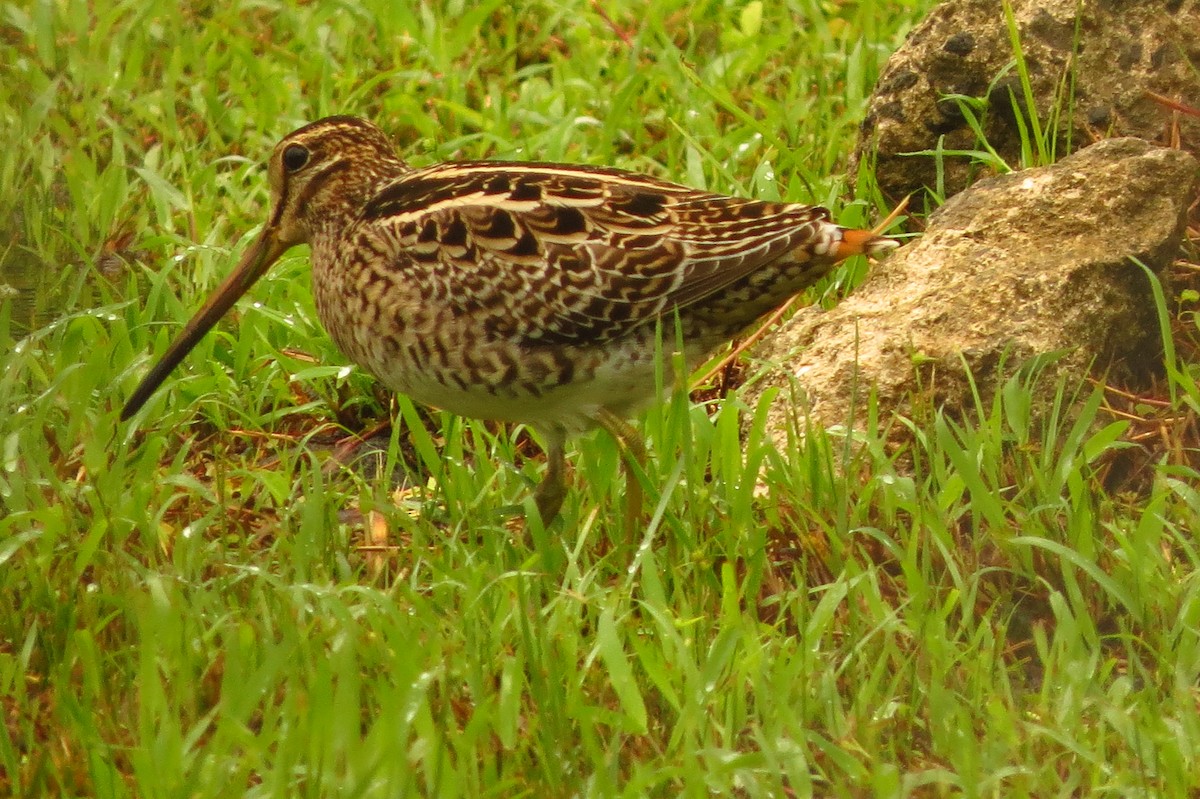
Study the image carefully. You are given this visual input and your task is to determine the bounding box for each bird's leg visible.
[532,430,568,526]
[595,409,646,541]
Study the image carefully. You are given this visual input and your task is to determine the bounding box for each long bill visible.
[120,228,291,421]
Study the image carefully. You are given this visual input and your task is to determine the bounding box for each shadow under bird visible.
[121,115,897,527]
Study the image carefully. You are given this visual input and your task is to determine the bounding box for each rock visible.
[744,138,1198,448]
[854,0,1200,201]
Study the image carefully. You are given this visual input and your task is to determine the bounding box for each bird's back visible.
[307,158,891,432]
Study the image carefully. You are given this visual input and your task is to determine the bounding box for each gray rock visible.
[744,138,1198,447]
[855,0,1200,201]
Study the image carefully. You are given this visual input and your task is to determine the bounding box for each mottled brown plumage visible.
[122,116,897,525]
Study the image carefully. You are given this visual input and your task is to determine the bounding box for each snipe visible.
[122,116,897,527]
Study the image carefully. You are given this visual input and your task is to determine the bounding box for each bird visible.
[121,115,897,530]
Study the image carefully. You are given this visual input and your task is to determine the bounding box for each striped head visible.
[263,116,411,247]
[120,116,410,419]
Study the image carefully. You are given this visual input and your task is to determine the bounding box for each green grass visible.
[3,0,1200,796]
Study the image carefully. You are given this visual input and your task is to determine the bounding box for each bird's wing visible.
[360,161,836,346]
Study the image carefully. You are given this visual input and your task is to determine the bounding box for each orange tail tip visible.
[836,228,900,260]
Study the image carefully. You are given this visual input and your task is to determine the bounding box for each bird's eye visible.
[282,144,310,173]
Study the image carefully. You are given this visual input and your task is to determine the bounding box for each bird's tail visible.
[835,228,900,260]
